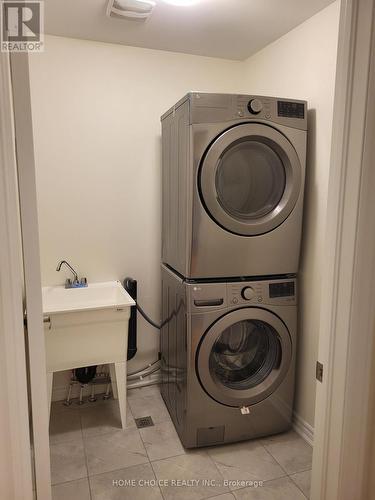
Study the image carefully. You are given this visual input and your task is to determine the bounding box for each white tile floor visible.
[49,385,312,500]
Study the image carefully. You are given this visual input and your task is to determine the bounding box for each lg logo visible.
[1,1,44,52]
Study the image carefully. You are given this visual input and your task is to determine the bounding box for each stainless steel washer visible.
[161,93,307,278]
[160,265,297,448]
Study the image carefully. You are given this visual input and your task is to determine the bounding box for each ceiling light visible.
[106,0,156,20]
[162,0,200,6]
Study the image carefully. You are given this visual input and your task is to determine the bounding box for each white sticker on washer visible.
[240,406,251,415]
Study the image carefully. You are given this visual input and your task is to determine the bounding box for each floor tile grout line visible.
[288,466,313,475]
[147,449,188,463]
[259,439,295,477]
[223,469,289,494]
[148,448,232,500]
[230,473,305,497]
[204,487,235,499]
[86,460,152,481]
[49,436,84,446]
[149,456,168,500]
[49,408,83,446]
[259,432,313,471]
[130,410,153,463]
[136,414,185,463]
[50,476,91,488]
[290,480,309,500]
[203,449,233,495]
[88,463,168,500]
[81,425,138,442]
[80,412,93,500]
[288,469,311,499]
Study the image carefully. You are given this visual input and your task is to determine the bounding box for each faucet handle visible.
[65,278,72,289]
[80,277,88,287]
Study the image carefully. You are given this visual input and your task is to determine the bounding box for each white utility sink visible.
[42,280,135,430]
[42,280,135,315]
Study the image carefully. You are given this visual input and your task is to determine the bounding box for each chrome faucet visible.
[56,260,88,288]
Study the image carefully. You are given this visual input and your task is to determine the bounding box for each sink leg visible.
[114,362,127,429]
[47,372,53,423]
[109,364,118,400]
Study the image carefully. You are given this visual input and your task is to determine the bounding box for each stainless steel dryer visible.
[161,92,307,278]
[160,265,297,448]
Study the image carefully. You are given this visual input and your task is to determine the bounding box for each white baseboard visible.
[292,411,314,447]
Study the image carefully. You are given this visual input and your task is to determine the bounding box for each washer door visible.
[199,123,301,236]
[196,308,292,407]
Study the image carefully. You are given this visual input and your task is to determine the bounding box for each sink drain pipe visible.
[74,366,97,384]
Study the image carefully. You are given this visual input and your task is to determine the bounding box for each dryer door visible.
[199,123,301,236]
[196,307,292,407]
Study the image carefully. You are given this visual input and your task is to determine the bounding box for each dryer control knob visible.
[241,286,256,301]
[248,98,263,114]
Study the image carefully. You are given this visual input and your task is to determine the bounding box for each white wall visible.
[28,36,243,398]
[242,1,340,427]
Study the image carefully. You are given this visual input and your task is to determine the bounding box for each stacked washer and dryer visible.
[160,93,307,448]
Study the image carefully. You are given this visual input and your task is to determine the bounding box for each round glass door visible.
[196,308,292,407]
[199,123,302,236]
[216,141,286,220]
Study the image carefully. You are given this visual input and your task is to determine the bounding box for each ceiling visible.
[44,0,336,61]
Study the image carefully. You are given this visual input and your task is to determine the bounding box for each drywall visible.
[242,1,340,428]
[28,36,243,399]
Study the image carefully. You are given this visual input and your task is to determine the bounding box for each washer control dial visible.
[248,98,263,114]
[241,286,256,301]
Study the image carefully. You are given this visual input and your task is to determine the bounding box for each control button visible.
[237,110,244,117]
[265,113,271,119]
[241,286,256,301]
[232,298,239,304]
[248,99,263,115]
[258,297,263,303]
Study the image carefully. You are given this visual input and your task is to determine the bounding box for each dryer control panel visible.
[162,93,308,131]
[227,278,297,307]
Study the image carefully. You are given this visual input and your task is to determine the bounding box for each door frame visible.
[0,50,34,500]
[10,51,52,500]
[0,49,52,499]
[311,0,375,499]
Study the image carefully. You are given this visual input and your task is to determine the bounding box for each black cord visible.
[136,299,183,330]
[127,299,183,376]
[136,303,163,329]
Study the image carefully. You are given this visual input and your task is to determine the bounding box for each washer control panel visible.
[241,286,256,300]
[248,98,263,115]
[227,278,297,306]
[277,100,305,119]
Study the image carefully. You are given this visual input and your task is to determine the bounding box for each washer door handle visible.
[194,299,224,307]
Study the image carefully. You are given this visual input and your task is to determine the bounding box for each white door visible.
[10,52,52,500]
